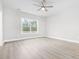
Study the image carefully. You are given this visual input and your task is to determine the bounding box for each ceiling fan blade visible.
[33,4,41,7]
[37,7,42,11]
[43,0,46,3]
[45,1,55,5]
[46,1,55,4]
[44,8,48,12]
[45,6,53,8]
[32,0,42,5]
[45,8,48,12]
[41,1,44,6]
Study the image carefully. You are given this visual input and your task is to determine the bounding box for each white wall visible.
[3,7,46,41]
[4,0,79,43]
[3,7,18,41]
[0,0,3,45]
[47,0,79,42]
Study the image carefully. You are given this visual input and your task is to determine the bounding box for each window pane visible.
[22,18,30,32]
[30,21,37,31]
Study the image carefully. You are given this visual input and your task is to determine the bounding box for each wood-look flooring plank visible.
[1,38,79,59]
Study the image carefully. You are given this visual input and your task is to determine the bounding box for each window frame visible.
[21,17,39,34]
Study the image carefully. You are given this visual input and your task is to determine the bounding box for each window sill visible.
[21,31,39,34]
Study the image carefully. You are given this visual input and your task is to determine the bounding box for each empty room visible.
[0,0,79,59]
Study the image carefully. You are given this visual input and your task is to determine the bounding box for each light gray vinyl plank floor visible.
[1,38,79,59]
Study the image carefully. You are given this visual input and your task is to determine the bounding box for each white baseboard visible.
[4,36,45,43]
[3,36,79,44]
[47,36,79,44]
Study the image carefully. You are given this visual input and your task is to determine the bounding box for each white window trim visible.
[21,17,39,34]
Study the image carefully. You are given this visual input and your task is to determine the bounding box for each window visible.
[21,17,38,33]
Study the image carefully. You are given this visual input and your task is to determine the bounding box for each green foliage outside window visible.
[21,18,38,32]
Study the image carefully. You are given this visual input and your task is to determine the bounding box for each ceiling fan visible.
[33,0,54,12]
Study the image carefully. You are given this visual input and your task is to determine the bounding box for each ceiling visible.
[3,0,79,16]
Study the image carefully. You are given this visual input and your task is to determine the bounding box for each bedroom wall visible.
[47,0,79,42]
[0,0,3,45]
[3,7,46,41]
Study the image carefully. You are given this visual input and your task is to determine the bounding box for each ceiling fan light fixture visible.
[41,7,45,11]
[33,0,54,12]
